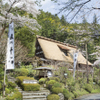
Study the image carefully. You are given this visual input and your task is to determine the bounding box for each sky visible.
[36,0,100,23]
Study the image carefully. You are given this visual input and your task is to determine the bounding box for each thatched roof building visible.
[35,35,92,69]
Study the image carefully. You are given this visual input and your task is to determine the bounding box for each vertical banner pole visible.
[3,64,6,97]
[3,22,14,96]
[73,52,78,80]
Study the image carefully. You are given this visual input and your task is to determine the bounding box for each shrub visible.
[39,78,46,84]
[47,94,59,100]
[6,91,22,100]
[19,68,29,76]
[85,84,92,93]
[63,89,70,100]
[52,87,63,94]
[46,80,57,90]
[8,82,16,89]
[5,88,10,94]
[98,80,100,86]
[73,91,78,98]
[52,82,61,88]
[22,83,40,91]
[49,77,60,82]
[16,76,34,86]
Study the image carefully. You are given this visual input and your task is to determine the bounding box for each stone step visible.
[22,92,48,96]
[22,90,50,95]
[23,98,47,100]
[23,95,47,99]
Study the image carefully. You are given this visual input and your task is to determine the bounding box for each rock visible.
[58,93,64,100]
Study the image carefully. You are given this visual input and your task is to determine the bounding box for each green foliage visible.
[49,77,60,82]
[15,68,29,76]
[39,78,46,84]
[84,84,92,93]
[20,68,29,76]
[15,26,36,57]
[47,94,59,100]
[6,91,22,100]
[63,89,71,100]
[52,82,62,88]
[22,83,40,91]
[5,88,10,95]
[46,80,57,90]
[37,10,68,42]
[73,91,78,98]
[8,82,16,89]
[0,82,2,90]
[20,65,36,77]
[98,80,100,86]
[16,76,34,86]
[52,87,63,94]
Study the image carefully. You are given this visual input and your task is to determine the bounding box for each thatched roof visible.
[36,35,92,65]
[93,59,100,66]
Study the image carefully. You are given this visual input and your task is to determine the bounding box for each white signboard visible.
[23,80,38,84]
[6,22,14,70]
[73,53,78,69]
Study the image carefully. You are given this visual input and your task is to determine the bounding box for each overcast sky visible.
[36,0,100,23]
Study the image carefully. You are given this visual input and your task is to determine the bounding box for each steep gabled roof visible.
[36,35,92,65]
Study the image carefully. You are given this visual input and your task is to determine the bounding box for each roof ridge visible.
[36,35,77,48]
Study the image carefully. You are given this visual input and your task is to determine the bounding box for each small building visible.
[35,67,53,78]
[35,35,93,72]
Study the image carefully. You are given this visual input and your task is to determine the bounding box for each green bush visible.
[19,68,29,76]
[47,94,59,100]
[22,83,40,91]
[52,87,63,94]
[52,82,61,88]
[16,76,34,86]
[73,91,78,98]
[63,89,70,100]
[49,77,60,82]
[5,88,10,94]
[46,80,57,90]
[39,78,46,84]
[85,84,92,93]
[6,91,22,100]
[98,80,100,86]
[8,82,16,89]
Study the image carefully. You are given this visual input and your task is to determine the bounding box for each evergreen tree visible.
[60,15,67,25]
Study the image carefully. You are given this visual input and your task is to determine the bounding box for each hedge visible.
[52,87,63,94]
[22,83,40,91]
[47,94,59,100]
[8,82,16,89]
[39,78,46,84]
[16,76,34,85]
[46,80,57,89]
[6,91,22,100]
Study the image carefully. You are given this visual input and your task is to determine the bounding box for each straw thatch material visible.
[36,35,92,66]
[93,59,100,66]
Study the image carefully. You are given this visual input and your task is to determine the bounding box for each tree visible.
[53,0,100,23]
[0,0,40,39]
[0,34,30,64]
[60,15,67,25]
[37,10,69,42]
